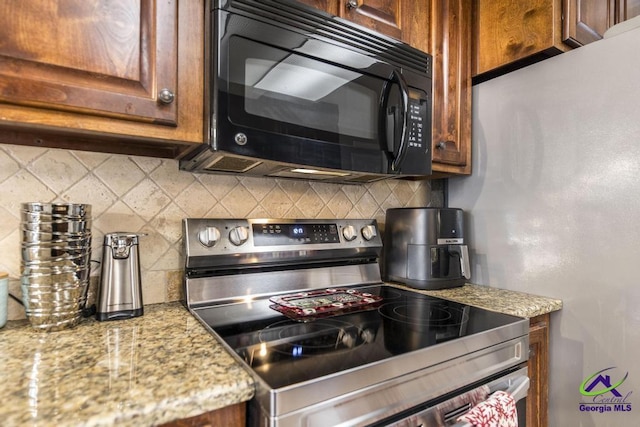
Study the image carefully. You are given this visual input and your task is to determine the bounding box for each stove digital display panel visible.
[193,285,525,389]
[252,223,340,245]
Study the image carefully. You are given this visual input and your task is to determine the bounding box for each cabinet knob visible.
[346,0,358,10]
[158,88,175,104]
[436,140,454,150]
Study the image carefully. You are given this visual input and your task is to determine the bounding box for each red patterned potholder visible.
[456,391,518,427]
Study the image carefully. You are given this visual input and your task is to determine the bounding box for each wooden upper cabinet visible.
[475,0,640,81]
[0,0,204,158]
[0,0,177,125]
[619,0,640,20]
[297,0,340,15]
[339,0,403,40]
[297,0,430,52]
[474,0,569,78]
[563,0,615,47]
[431,0,472,174]
[564,0,640,46]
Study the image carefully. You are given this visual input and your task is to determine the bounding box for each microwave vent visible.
[346,175,388,183]
[267,169,340,181]
[203,156,261,173]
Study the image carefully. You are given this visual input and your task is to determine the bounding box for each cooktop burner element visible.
[182,218,529,427]
[382,303,455,324]
[252,318,370,361]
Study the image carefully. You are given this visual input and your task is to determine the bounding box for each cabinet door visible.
[528,314,550,427]
[0,0,203,157]
[616,0,640,21]
[474,0,569,77]
[335,1,430,53]
[158,403,245,427]
[431,0,472,174]
[339,0,402,40]
[0,0,177,125]
[296,0,339,15]
[563,0,616,47]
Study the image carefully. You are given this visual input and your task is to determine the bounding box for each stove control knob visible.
[361,224,377,241]
[229,226,249,246]
[198,226,221,247]
[342,225,357,241]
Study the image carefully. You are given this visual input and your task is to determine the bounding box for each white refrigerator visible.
[449,24,640,427]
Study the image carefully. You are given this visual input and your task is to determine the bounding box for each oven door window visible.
[226,36,400,150]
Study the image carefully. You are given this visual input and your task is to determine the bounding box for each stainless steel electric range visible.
[183,218,530,427]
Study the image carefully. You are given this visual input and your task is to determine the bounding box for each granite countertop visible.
[0,302,254,427]
[395,283,563,318]
[0,284,561,426]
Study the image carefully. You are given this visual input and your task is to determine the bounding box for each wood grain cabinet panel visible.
[528,314,550,427]
[474,0,569,77]
[298,0,430,53]
[430,0,472,175]
[563,0,615,47]
[0,0,203,158]
[475,0,640,81]
[159,402,245,427]
[564,0,640,46]
[619,0,640,20]
[295,0,340,15]
[339,0,403,40]
[0,0,177,125]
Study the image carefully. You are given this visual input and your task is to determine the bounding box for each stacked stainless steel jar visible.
[20,203,92,331]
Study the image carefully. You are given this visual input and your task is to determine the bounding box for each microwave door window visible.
[245,58,342,134]
[227,37,382,149]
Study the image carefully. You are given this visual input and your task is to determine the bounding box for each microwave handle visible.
[380,69,410,172]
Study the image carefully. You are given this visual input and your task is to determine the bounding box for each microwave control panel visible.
[407,91,428,151]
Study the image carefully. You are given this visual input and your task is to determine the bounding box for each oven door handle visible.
[490,374,529,403]
[449,375,529,427]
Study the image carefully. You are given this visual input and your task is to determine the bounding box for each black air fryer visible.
[382,208,470,290]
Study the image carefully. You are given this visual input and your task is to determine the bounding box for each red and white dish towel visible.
[457,390,518,427]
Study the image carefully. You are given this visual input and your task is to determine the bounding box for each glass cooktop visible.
[192,285,524,389]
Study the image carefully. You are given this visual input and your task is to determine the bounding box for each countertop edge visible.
[0,302,256,427]
[387,282,563,319]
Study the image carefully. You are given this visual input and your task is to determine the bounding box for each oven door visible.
[381,366,529,427]
[212,9,431,176]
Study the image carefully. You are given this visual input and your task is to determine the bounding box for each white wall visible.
[450,27,640,426]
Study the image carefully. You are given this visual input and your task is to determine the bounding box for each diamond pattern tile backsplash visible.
[0,144,436,320]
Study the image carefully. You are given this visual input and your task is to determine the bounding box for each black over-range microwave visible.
[180,0,433,183]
